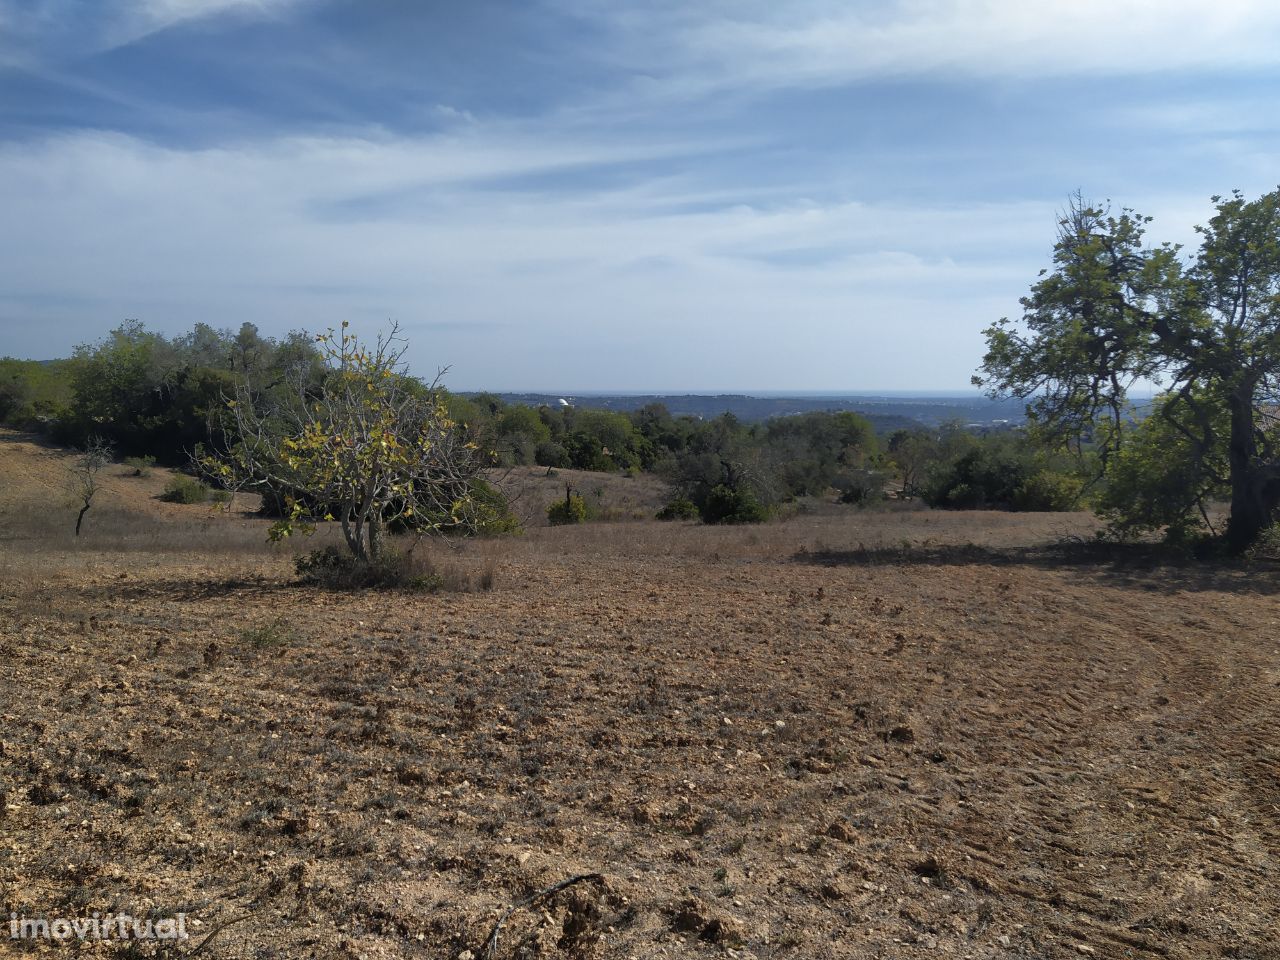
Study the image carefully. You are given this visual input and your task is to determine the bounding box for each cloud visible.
[432,104,477,125]
[0,126,1063,388]
[0,0,307,64]
[2,2,1276,388]
[0,122,1259,389]
[559,0,1280,98]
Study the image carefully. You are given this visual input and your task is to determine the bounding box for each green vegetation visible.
[0,357,75,427]
[122,454,157,477]
[161,474,214,504]
[465,478,524,536]
[239,617,299,648]
[921,441,1081,511]
[294,545,445,591]
[293,545,487,592]
[4,318,1098,538]
[979,188,1280,552]
[655,497,699,521]
[699,484,769,524]
[547,489,591,525]
[3,320,323,461]
[1094,390,1229,543]
[203,323,488,561]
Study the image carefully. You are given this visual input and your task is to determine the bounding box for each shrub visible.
[922,448,1078,512]
[1246,524,1280,562]
[161,474,211,504]
[427,477,521,536]
[547,491,589,525]
[123,455,157,477]
[470,478,522,535]
[294,545,473,591]
[836,468,888,506]
[700,484,768,524]
[1096,391,1228,542]
[1011,470,1082,512]
[534,441,569,468]
[240,617,298,647]
[656,497,700,521]
[0,376,33,424]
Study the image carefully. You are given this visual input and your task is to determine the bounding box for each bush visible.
[123,455,156,477]
[836,468,888,506]
[161,474,211,504]
[1096,391,1228,542]
[534,440,569,468]
[700,484,768,524]
[922,447,1078,512]
[656,497,700,521]
[470,478,523,535]
[240,616,298,647]
[547,491,589,525]
[1246,524,1280,562]
[1011,470,1082,512]
[294,545,475,591]
[425,477,521,536]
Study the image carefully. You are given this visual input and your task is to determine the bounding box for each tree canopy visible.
[204,323,488,560]
[978,188,1280,551]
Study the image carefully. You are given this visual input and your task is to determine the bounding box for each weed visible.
[240,617,297,648]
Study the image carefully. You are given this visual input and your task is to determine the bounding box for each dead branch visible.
[180,913,252,958]
[480,873,605,960]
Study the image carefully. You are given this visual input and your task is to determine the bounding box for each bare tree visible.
[68,437,113,536]
[202,322,490,561]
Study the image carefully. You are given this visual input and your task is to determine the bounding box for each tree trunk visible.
[340,513,366,561]
[75,502,90,537]
[1225,390,1273,553]
[367,516,382,561]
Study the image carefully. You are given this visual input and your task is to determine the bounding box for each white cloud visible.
[3,125,1255,389]
[561,0,1280,96]
[0,0,308,63]
[0,128,1067,388]
[2,2,1274,387]
[126,0,303,42]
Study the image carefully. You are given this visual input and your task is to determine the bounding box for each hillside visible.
[2,433,1278,959]
[483,392,1030,430]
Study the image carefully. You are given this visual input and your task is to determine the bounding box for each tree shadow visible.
[89,574,302,603]
[0,428,62,449]
[796,540,1280,596]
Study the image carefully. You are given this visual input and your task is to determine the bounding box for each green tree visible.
[67,320,177,450]
[978,189,1280,551]
[494,404,552,464]
[205,323,487,561]
[887,429,938,496]
[1097,389,1229,541]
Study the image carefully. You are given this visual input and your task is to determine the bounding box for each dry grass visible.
[496,464,670,526]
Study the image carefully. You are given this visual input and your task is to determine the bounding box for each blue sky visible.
[1,1,1278,390]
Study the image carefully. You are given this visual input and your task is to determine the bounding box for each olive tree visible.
[204,322,487,561]
[978,189,1280,552]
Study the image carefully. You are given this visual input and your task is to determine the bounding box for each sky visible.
[0,1,1278,391]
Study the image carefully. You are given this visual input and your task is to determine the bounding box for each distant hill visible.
[481,392,1029,432]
